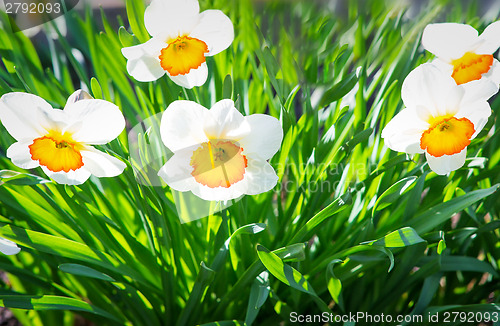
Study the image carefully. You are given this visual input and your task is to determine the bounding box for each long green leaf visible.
[409,185,499,233]
[0,295,123,322]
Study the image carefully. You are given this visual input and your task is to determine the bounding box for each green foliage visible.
[0,0,499,325]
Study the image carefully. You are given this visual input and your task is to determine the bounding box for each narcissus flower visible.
[422,21,500,87]
[0,238,20,255]
[382,63,496,175]
[121,0,233,89]
[0,90,126,185]
[158,99,283,201]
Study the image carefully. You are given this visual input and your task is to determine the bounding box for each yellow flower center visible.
[420,116,475,157]
[159,35,209,76]
[190,140,247,188]
[451,52,493,85]
[29,131,84,172]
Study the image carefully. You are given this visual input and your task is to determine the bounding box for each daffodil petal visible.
[381,107,427,154]
[122,38,166,82]
[41,166,91,185]
[422,23,478,61]
[0,238,20,255]
[160,100,209,152]
[425,148,467,175]
[460,73,499,103]
[483,59,500,85]
[0,92,54,141]
[6,141,40,169]
[401,63,457,117]
[144,0,199,39]
[190,10,234,56]
[475,21,500,54]
[235,158,279,196]
[193,184,245,201]
[81,147,126,178]
[64,99,125,145]
[158,146,199,192]
[203,99,250,140]
[429,58,454,75]
[121,38,165,60]
[167,62,208,88]
[126,56,166,82]
[445,83,466,114]
[239,114,283,160]
[455,100,492,140]
[127,59,163,82]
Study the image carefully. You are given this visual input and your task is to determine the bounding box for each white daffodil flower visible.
[422,21,500,88]
[121,0,234,89]
[382,63,496,175]
[0,238,20,255]
[0,90,127,185]
[158,99,283,201]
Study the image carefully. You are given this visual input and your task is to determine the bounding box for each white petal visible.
[475,21,500,54]
[381,107,428,154]
[121,38,165,60]
[422,23,478,61]
[0,92,54,141]
[460,74,499,103]
[190,10,234,56]
[430,58,454,76]
[445,83,465,114]
[160,100,209,152]
[0,238,20,255]
[126,56,166,82]
[203,99,250,140]
[193,183,245,201]
[63,99,125,145]
[158,146,198,192]
[122,39,166,82]
[483,59,500,86]
[144,0,199,39]
[235,158,279,196]
[455,100,492,140]
[401,63,457,116]
[239,114,283,160]
[41,166,91,185]
[167,62,208,88]
[81,147,126,178]
[425,149,467,175]
[6,141,39,169]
